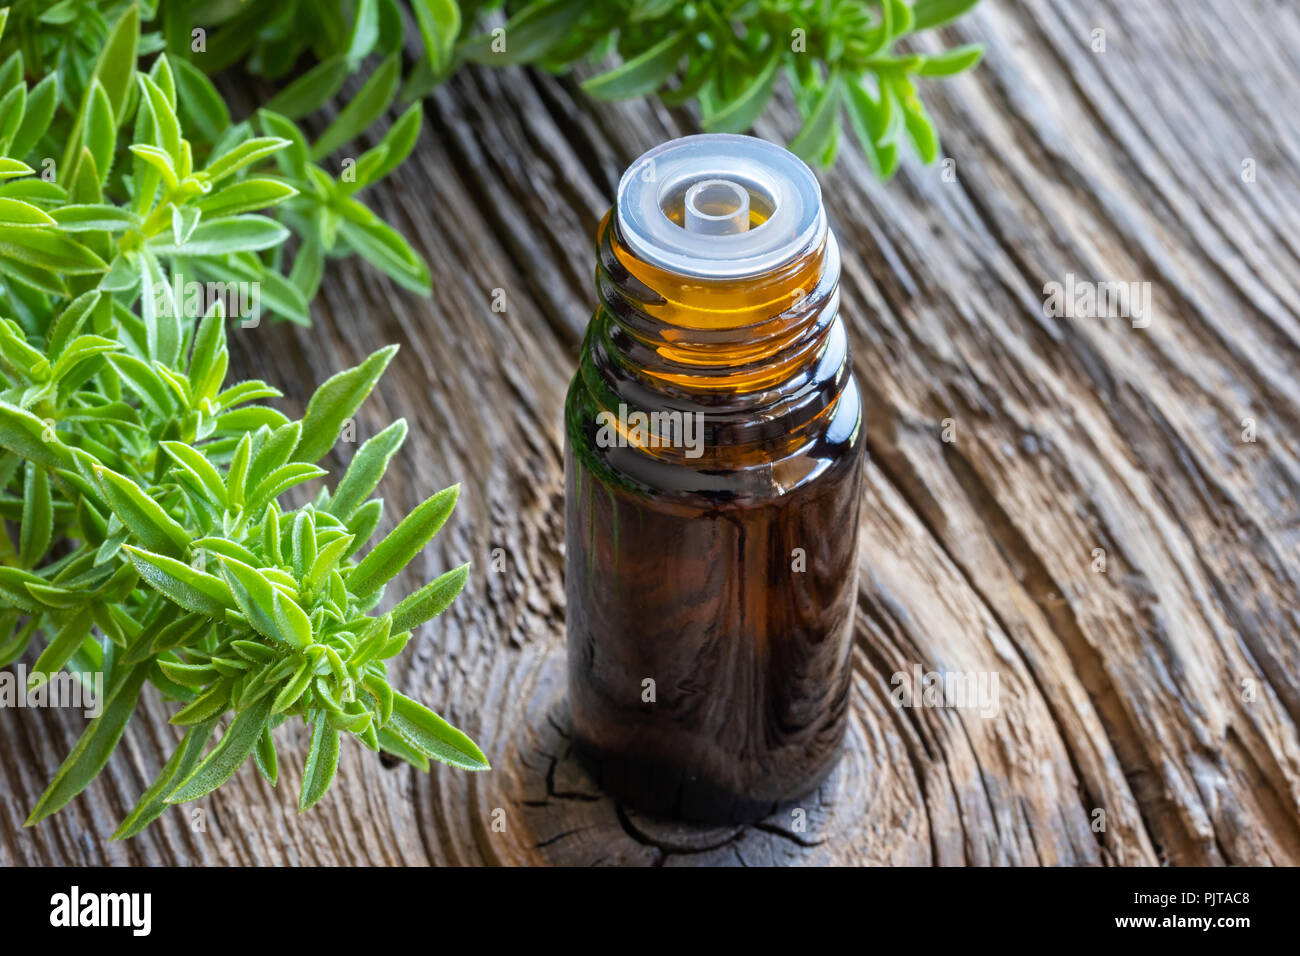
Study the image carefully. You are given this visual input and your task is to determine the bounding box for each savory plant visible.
[460,0,985,174]
[2,1,431,323]
[170,0,983,173]
[0,5,486,837]
[9,1,983,183]
[0,1,983,329]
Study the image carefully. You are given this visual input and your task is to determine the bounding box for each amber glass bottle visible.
[564,135,864,823]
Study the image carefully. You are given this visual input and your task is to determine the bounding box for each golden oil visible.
[565,135,864,823]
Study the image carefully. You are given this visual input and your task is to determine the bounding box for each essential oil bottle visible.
[564,134,864,823]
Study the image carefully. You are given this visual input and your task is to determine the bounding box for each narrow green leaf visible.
[272,589,314,648]
[310,54,400,160]
[376,726,430,770]
[305,533,355,593]
[168,677,234,725]
[255,111,309,180]
[254,725,278,785]
[582,32,687,100]
[112,719,219,839]
[196,178,297,218]
[327,419,406,518]
[249,421,301,483]
[19,461,52,568]
[165,692,275,803]
[29,608,93,690]
[49,335,118,383]
[138,74,182,166]
[291,511,316,580]
[121,545,235,618]
[348,104,421,191]
[157,660,221,685]
[0,158,33,179]
[914,44,984,76]
[46,290,101,357]
[846,79,898,178]
[105,352,174,419]
[894,78,940,163]
[225,432,252,509]
[265,56,348,119]
[911,0,983,33]
[271,658,313,714]
[160,441,227,508]
[188,302,228,404]
[148,215,289,256]
[0,197,55,227]
[246,462,326,515]
[0,227,109,274]
[886,0,915,38]
[50,204,138,232]
[203,137,291,184]
[464,0,587,66]
[0,84,24,154]
[0,401,75,470]
[293,345,397,464]
[344,0,381,65]
[386,691,489,771]
[789,74,844,164]
[702,45,782,135]
[390,563,469,634]
[299,717,340,810]
[84,80,116,186]
[93,2,140,122]
[25,663,149,826]
[337,207,430,292]
[348,484,458,597]
[877,81,906,147]
[94,465,190,558]
[10,74,57,159]
[127,144,178,190]
[410,0,460,74]
[172,58,230,143]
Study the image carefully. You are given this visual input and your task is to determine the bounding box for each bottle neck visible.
[579,211,851,465]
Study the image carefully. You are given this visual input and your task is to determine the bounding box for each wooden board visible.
[3,0,1299,866]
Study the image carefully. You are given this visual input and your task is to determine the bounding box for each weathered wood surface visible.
[4,0,1300,866]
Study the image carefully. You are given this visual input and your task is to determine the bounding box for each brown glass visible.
[564,210,864,823]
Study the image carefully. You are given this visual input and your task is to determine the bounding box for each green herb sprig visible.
[0,5,486,837]
[27,1,984,185]
[1,1,985,336]
[2,1,433,323]
[487,0,985,175]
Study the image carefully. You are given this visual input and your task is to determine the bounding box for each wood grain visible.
[3,0,1298,866]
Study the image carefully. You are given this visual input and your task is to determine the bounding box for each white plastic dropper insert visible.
[684,178,751,235]
[615,134,826,280]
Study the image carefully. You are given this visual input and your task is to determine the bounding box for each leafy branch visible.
[2,0,432,324]
[1,2,985,332]
[466,0,984,174]
[13,2,984,187]
[0,5,485,837]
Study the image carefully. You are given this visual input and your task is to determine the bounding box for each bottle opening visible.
[616,134,825,280]
[683,179,751,235]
